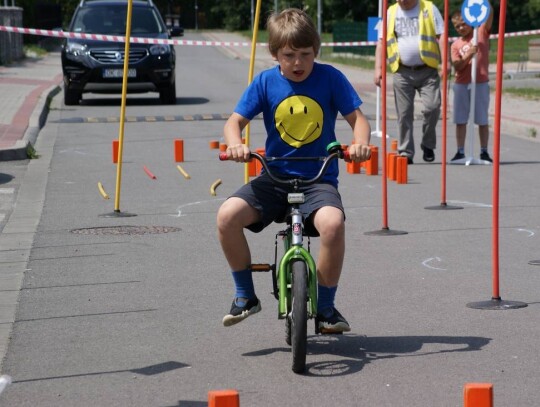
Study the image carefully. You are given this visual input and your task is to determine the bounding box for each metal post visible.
[194,0,198,30]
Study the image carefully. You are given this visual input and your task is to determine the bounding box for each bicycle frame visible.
[277,208,318,319]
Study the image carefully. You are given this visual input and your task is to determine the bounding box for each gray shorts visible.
[231,173,344,236]
[453,82,490,125]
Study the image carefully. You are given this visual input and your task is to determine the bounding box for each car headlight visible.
[149,44,170,56]
[65,42,89,57]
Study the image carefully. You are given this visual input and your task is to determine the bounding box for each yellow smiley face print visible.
[275,95,323,148]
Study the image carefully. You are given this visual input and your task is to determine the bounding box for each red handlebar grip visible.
[343,151,351,161]
[218,152,228,161]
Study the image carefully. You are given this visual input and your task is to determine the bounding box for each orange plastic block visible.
[387,152,397,180]
[365,146,378,175]
[208,389,239,407]
[396,156,408,184]
[255,148,265,175]
[112,140,119,164]
[464,383,493,407]
[346,160,361,174]
[174,139,184,162]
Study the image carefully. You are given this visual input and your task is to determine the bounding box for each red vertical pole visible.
[381,0,389,229]
[440,0,449,204]
[491,0,507,300]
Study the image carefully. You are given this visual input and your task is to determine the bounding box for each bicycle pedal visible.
[250,263,274,272]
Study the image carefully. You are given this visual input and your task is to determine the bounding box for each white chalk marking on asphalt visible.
[422,257,447,271]
[172,199,225,217]
[0,188,15,194]
[447,200,492,208]
[0,214,5,222]
[516,228,535,237]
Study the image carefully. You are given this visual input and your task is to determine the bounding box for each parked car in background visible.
[61,0,182,105]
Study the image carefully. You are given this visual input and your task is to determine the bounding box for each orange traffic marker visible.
[346,160,361,174]
[391,139,398,151]
[208,389,239,407]
[248,159,257,177]
[255,148,265,175]
[365,146,378,175]
[209,140,220,149]
[219,143,227,152]
[387,152,397,181]
[112,140,119,164]
[464,383,493,407]
[396,156,408,184]
[174,139,184,162]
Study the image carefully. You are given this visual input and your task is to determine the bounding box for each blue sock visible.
[481,147,488,153]
[458,147,465,154]
[317,284,337,316]
[231,269,255,304]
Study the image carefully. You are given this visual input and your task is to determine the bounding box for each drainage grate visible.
[71,226,181,235]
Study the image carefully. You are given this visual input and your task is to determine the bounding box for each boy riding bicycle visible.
[216,8,371,333]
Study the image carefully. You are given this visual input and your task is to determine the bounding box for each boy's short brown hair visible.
[266,8,320,57]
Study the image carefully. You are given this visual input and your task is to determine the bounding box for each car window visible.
[72,6,164,35]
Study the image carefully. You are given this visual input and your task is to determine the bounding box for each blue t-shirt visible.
[234,62,362,186]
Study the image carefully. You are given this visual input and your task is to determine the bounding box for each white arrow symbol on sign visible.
[464,0,488,24]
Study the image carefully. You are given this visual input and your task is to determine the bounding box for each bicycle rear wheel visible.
[290,259,308,373]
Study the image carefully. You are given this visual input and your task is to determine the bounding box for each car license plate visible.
[103,68,136,78]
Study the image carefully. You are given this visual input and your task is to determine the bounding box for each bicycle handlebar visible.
[219,147,350,187]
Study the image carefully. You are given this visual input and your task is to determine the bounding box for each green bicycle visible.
[221,141,348,373]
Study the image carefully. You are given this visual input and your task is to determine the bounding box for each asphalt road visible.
[1,31,540,406]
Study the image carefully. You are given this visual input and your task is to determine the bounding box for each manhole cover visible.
[71,226,181,235]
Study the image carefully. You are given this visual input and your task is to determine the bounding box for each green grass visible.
[23,45,48,58]
[490,35,540,63]
[503,87,540,100]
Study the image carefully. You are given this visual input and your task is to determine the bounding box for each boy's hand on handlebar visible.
[347,144,371,162]
[226,143,251,162]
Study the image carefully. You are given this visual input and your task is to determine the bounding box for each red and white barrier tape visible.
[1,25,539,47]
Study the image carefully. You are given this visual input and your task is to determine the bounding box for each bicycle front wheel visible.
[290,259,308,373]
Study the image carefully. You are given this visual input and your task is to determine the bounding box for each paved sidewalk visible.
[0,52,62,161]
[0,33,539,162]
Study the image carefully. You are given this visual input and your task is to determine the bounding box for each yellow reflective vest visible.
[386,0,441,73]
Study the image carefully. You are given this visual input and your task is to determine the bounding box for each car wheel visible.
[159,86,176,105]
[64,87,81,106]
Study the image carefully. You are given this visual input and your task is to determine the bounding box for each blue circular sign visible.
[461,0,490,28]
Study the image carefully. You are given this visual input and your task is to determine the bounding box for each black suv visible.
[61,0,182,105]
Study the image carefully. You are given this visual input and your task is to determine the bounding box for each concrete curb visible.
[0,84,61,161]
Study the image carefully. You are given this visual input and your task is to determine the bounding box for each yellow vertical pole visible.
[113,0,133,212]
[244,0,263,184]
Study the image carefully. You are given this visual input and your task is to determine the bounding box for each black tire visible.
[159,85,176,104]
[285,316,291,346]
[64,87,81,106]
[291,259,308,373]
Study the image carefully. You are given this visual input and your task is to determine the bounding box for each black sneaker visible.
[315,307,351,334]
[421,144,435,162]
[480,151,493,163]
[222,297,261,327]
[451,151,465,161]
